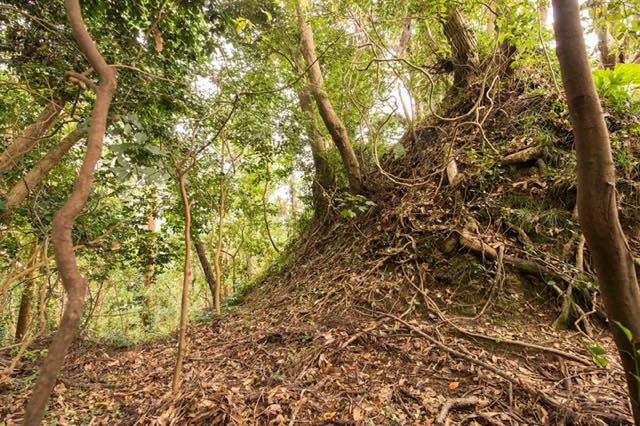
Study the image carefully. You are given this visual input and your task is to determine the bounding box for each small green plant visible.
[593,64,640,112]
[612,321,640,381]
[14,348,48,362]
[336,193,375,219]
[589,344,609,368]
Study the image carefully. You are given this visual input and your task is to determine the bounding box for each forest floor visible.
[2,84,638,425]
[0,271,632,425]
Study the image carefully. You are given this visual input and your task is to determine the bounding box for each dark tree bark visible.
[442,8,478,88]
[5,129,84,208]
[23,0,116,423]
[15,241,39,341]
[552,0,640,422]
[295,1,362,193]
[15,280,34,342]
[194,237,216,306]
[0,100,63,171]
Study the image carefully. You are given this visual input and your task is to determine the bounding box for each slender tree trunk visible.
[23,1,116,423]
[38,237,51,336]
[222,252,230,298]
[171,173,191,393]
[289,174,298,217]
[194,237,216,306]
[0,100,63,171]
[246,254,255,279]
[6,129,84,208]
[592,0,617,69]
[213,143,226,315]
[538,0,549,26]
[262,177,280,254]
[295,1,362,193]
[442,8,478,89]
[15,241,39,341]
[552,1,640,422]
[141,188,157,329]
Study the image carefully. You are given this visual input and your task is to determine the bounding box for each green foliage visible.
[593,64,640,111]
[336,192,375,219]
[589,345,609,368]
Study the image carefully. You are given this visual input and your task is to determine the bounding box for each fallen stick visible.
[436,396,481,424]
[502,145,543,165]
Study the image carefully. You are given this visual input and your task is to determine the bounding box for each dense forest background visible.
[2,0,640,424]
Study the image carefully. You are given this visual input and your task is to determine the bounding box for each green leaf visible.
[144,145,163,155]
[590,345,609,368]
[260,9,272,23]
[110,143,129,153]
[340,209,356,219]
[614,320,634,343]
[392,143,407,159]
[134,132,148,144]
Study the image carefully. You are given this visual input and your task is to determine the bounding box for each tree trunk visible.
[194,237,216,306]
[171,173,191,393]
[296,82,334,215]
[213,142,226,315]
[0,100,63,171]
[592,0,617,69]
[246,254,255,279]
[141,189,157,329]
[15,241,39,341]
[5,129,84,208]
[295,1,362,193]
[23,0,116,423]
[538,0,549,26]
[552,0,640,422]
[38,237,51,336]
[442,8,478,89]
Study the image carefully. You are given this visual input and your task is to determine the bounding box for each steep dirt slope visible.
[2,81,637,425]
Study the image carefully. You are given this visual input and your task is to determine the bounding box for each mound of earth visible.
[1,81,636,425]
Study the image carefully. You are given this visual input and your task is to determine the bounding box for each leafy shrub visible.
[593,64,640,112]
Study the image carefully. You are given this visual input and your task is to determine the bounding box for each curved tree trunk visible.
[295,1,362,193]
[171,173,191,393]
[552,0,640,422]
[0,100,63,171]
[23,0,116,423]
[6,129,84,208]
[194,237,216,306]
[442,8,478,89]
